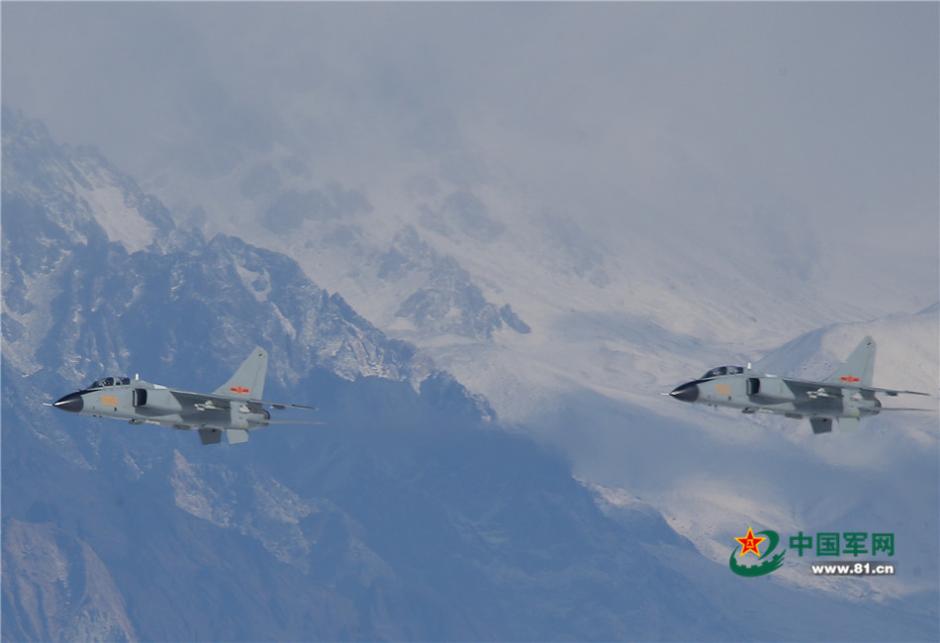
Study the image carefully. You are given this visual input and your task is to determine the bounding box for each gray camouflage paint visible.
[669,336,928,434]
[52,347,310,444]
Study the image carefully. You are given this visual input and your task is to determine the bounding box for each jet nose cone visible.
[52,392,84,413]
[669,382,699,403]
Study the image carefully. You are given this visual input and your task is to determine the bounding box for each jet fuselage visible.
[53,380,271,429]
[670,372,881,419]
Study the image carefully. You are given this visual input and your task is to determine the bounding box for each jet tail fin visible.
[825,336,875,387]
[215,347,268,399]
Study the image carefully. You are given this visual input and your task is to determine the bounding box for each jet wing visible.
[778,376,929,398]
[170,389,314,412]
[781,378,844,399]
[853,385,930,397]
[251,398,316,411]
[172,390,238,412]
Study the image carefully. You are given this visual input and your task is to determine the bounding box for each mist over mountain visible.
[4,3,938,641]
[3,110,936,641]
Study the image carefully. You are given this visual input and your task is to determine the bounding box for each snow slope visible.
[143,134,938,607]
[10,104,937,613]
[535,309,937,603]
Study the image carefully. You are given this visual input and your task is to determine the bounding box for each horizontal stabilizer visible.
[263,419,325,426]
[254,399,316,411]
[838,417,859,431]
[872,388,930,397]
[226,429,250,444]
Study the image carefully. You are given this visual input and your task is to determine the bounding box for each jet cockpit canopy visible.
[700,365,744,379]
[89,376,131,389]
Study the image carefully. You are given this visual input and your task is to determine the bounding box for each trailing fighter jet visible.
[50,347,316,445]
[668,336,931,434]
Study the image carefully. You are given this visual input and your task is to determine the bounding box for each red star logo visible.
[735,527,766,558]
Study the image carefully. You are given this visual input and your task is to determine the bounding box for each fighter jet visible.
[668,336,931,434]
[50,347,316,445]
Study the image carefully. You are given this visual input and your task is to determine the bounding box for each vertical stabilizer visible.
[215,347,267,398]
[825,336,875,387]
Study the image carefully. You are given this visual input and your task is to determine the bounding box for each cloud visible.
[262,184,372,234]
[3,3,936,303]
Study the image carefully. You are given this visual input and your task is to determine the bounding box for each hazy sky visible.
[4,3,938,304]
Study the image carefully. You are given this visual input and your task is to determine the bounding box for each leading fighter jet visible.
[668,336,931,434]
[50,347,316,445]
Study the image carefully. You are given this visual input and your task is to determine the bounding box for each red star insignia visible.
[735,527,766,558]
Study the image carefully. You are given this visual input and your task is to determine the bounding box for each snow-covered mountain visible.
[2,108,449,393]
[144,125,936,425]
[114,96,940,618]
[531,307,937,605]
[129,92,938,608]
[3,110,937,640]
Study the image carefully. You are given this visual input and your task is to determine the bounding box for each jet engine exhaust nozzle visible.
[53,392,84,413]
[669,382,699,403]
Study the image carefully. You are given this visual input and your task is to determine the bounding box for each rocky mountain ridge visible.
[2,108,935,641]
